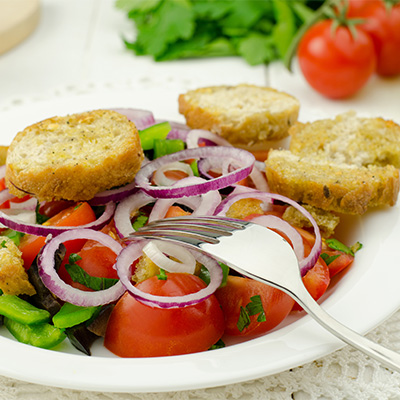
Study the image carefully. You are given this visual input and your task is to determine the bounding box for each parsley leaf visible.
[117,0,322,66]
[157,268,168,280]
[237,306,252,332]
[209,339,225,350]
[325,239,363,256]
[237,295,266,332]
[198,262,229,288]
[320,253,340,266]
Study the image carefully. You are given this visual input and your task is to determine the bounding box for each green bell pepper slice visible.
[0,295,50,325]
[4,317,66,349]
[52,302,100,329]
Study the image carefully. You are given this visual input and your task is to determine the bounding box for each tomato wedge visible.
[104,273,225,357]
[19,202,96,269]
[215,275,295,337]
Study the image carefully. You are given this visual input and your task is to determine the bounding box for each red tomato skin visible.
[292,258,330,311]
[348,0,400,76]
[321,250,354,278]
[297,19,376,98]
[57,221,120,290]
[19,202,96,269]
[104,273,225,357]
[215,276,295,337]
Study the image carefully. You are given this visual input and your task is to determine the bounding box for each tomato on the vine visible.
[297,19,376,99]
[104,273,225,357]
[347,0,400,76]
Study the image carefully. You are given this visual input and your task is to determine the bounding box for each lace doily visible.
[1,83,400,400]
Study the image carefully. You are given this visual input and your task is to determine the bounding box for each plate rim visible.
[0,91,399,393]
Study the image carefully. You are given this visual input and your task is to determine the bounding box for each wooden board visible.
[0,0,40,55]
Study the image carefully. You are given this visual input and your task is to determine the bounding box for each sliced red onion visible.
[248,167,269,192]
[148,177,221,222]
[116,239,223,309]
[114,190,155,238]
[112,108,155,130]
[38,229,125,307]
[152,161,194,187]
[0,189,15,206]
[0,201,116,237]
[0,165,6,179]
[135,147,255,199]
[186,129,231,148]
[148,197,198,222]
[142,241,196,274]
[214,191,322,275]
[89,181,138,206]
[9,196,37,211]
[156,120,190,142]
[250,214,305,264]
[0,209,36,227]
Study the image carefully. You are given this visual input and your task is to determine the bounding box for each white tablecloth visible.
[1,1,400,399]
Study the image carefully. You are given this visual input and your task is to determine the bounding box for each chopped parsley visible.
[157,268,168,280]
[209,339,225,350]
[237,295,266,332]
[325,238,363,256]
[65,253,118,291]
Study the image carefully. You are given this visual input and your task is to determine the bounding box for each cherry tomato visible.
[104,273,225,357]
[19,202,96,269]
[347,0,400,76]
[297,19,376,98]
[215,276,295,337]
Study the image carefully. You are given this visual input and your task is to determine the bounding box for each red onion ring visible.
[135,147,255,199]
[89,181,138,206]
[0,188,15,206]
[186,129,231,148]
[116,239,223,309]
[112,108,155,130]
[187,131,268,192]
[114,191,156,238]
[214,191,322,275]
[148,177,222,222]
[9,196,37,211]
[38,229,125,307]
[0,201,116,237]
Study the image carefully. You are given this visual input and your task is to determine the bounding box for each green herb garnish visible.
[116,0,323,66]
[237,295,266,332]
[65,253,118,291]
[325,238,363,256]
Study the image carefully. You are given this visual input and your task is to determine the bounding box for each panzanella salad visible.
[0,108,360,357]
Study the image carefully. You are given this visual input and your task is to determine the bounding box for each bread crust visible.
[178,84,300,149]
[265,150,399,215]
[6,110,144,201]
[289,112,400,168]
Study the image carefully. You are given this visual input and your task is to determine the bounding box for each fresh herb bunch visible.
[116,0,325,66]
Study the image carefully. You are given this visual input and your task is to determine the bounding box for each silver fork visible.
[130,215,400,373]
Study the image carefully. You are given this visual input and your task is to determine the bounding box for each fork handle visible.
[289,281,400,373]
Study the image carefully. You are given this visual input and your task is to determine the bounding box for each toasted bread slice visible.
[282,204,340,238]
[265,150,399,215]
[6,109,144,201]
[178,84,300,149]
[289,111,400,168]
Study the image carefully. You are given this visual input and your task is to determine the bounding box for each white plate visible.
[0,91,399,393]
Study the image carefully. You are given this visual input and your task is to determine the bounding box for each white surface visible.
[0,93,400,393]
[1,0,400,398]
